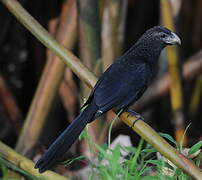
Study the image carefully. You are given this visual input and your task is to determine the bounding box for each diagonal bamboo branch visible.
[1,0,202,179]
[0,141,68,180]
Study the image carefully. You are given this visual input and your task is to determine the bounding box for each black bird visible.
[35,26,181,173]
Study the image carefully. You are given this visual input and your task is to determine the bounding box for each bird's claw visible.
[131,116,144,128]
[126,109,144,128]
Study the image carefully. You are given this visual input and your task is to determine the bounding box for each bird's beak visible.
[165,32,181,45]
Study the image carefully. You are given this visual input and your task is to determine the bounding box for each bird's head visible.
[125,26,181,64]
[144,26,181,46]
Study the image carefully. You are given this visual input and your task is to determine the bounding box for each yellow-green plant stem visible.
[160,0,186,145]
[189,75,202,116]
[0,141,68,180]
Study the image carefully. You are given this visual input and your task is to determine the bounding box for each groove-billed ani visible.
[35,26,181,173]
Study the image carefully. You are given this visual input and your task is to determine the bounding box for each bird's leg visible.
[126,109,144,128]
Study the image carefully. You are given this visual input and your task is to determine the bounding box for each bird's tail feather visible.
[35,102,97,173]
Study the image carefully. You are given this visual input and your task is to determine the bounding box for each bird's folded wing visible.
[94,63,148,112]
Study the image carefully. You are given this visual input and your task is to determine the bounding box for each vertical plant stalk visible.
[77,0,101,101]
[160,0,186,145]
[47,17,59,60]
[77,0,101,154]
[101,0,127,70]
[2,1,202,178]
[189,75,202,116]
[100,0,128,144]
[59,69,79,123]
[189,0,202,118]
[56,2,78,124]
[77,0,101,95]
[0,75,22,134]
[15,0,78,154]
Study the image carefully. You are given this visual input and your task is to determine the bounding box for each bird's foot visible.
[126,109,144,128]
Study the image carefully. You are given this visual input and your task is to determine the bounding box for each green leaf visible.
[159,176,175,180]
[179,123,191,151]
[138,166,153,177]
[146,160,164,167]
[195,152,202,167]
[63,155,86,167]
[159,133,177,145]
[188,141,202,156]
[124,146,137,154]
[141,176,160,180]
[79,129,89,140]
[142,148,157,153]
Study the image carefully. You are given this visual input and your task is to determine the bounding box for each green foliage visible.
[188,141,202,156]
[65,129,202,180]
[63,156,86,167]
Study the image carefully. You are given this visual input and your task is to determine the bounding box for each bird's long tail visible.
[35,101,98,173]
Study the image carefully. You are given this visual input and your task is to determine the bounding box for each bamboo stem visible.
[188,0,202,118]
[77,0,101,153]
[101,0,127,70]
[0,141,68,180]
[160,0,186,145]
[1,0,202,178]
[15,0,78,154]
[99,0,128,144]
[189,75,202,116]
[0,75,22,134]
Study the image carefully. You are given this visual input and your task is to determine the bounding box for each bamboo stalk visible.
[0,141,68,180]
[77,0,100,70]
[1,0,202,178]
[57,1,78,124]
[160,0,186,145]
[15,0,78,154]
[101,0,127,70]
[0,75,22,134]
[101,2,115,69]
[99,0,128,144]
[188,0,202,118]
[59,69,79,123]
[77,0,101,148]
[189,75,202,117]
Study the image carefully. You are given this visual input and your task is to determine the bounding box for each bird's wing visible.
[94,62,149,113]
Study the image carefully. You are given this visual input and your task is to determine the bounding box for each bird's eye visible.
[161,34,166,38]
